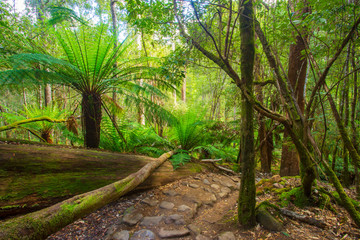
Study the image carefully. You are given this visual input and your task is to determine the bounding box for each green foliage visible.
[280,187,309,208]
[169,149,191,169]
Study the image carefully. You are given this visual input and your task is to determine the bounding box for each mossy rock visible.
[279,187,309,208]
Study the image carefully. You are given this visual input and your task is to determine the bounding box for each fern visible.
[170,150,191,169]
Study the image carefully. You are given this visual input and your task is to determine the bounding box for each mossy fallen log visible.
[0,151,174,240]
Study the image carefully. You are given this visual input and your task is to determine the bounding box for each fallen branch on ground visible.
[0,150,174,240]
[201,159,236,175]
[279,208,328,229]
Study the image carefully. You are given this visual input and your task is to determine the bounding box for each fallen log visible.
[0,151,174,240]
[279,208,328,229]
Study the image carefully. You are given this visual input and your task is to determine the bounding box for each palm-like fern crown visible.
[55,25,130,94]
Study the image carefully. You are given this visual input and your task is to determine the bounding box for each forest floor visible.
[47,170,360,240]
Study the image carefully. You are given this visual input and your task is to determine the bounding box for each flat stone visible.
[213,177,221,183]
[204,194,217,205]
[221,180,236,189]
[181,181,189,186]
[158,228,190,238]
[203,179,211,185]
[217,232,236,240]
[211,184,220,191]
[196,235,211,240]
[187,224,201,235]
[163,189,178,197]
[122,212,143,226]
[178,205,191,212]
[159,201,175,210]
[193,176,202,180]
[140,216,163,227]
[218,191,229,198]
[189,183,200,188]
[164,214,185,225]
[130,229,155,240]
[112,230,130,240]
[142,198,159,207]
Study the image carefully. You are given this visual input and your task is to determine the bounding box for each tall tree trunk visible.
[82,93,102,148]
[280,1,309,176]
[44,84,52,107]
[238,0,256,228]
[110,0,118,121]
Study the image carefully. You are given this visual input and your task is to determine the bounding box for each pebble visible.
[189,183,200,188]
[196,235,211,240]
[130,229,155,240]
[141,198,159,207]
[122,212,143,226]
[217,231,236,240]
[164,214,185,225]
[159,201,175,210]
[158,228,190,238]
[112,230,129,240]
[211,184,220,191]
[203,179,211,185]
[178,204,191,212]
[140,216,163,226]
[163,189,178,197]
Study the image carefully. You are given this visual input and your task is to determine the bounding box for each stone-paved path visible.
[103,172,241,240]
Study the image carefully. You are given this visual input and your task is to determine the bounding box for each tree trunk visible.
[0,151,174,240]
[238,0,256,228]
[44,84,52,107]
[82,93,102,148]
[110,0,118,122]
[280,1,309,176]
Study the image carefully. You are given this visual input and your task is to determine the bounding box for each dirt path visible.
[47,172,360,240]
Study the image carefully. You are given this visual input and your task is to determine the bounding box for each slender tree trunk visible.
[44,84,52,107]
[82,93,102,148]
[238,0,256,228]
[110,0,118,121]
[280,1,309,176]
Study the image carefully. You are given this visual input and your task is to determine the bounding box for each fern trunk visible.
[82,93,102,148]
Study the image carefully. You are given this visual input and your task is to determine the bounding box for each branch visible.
[0,117,67,132]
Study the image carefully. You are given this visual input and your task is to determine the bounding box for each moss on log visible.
[0,117,67,132]
[0,151,174,240]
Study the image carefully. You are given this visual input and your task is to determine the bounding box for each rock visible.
[213,177,221,183]
[273,183,283,189]
[140,216,163,227]
[217,231,236,240]
[187,224,201,235]
[189,183,200,189]
[221,179,236,189]
[122,212,143,226]
[203,179,211,185]
[178,205,191,212]
[112,230,129,240]
[218,191,229,198]
[204,194,217,205]
[271,175,281,182]
[159,201,175,210]
[196,235,211,240]
[203,187,212,193]
[181,181,189,186]
[142,198,159,207]
[193,176,202,180]
[104,225,121,240]
[158,228,190,238]
[164,214,185,225]
[163,189,178,197]
[130,229,155,240]
[211,184,220,191]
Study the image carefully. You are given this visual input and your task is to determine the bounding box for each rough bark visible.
[110,0,118,122]
[82,93,102,148]
[238,0,256,228]
[280,1,309,177]
[0,151,174,240]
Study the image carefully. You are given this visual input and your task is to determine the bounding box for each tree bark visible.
[0,151,174,240]
[82,93,102,148]
[280,1,309,177]
[238,0,256,228]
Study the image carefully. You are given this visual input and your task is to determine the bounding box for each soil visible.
[47,171,360,240]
